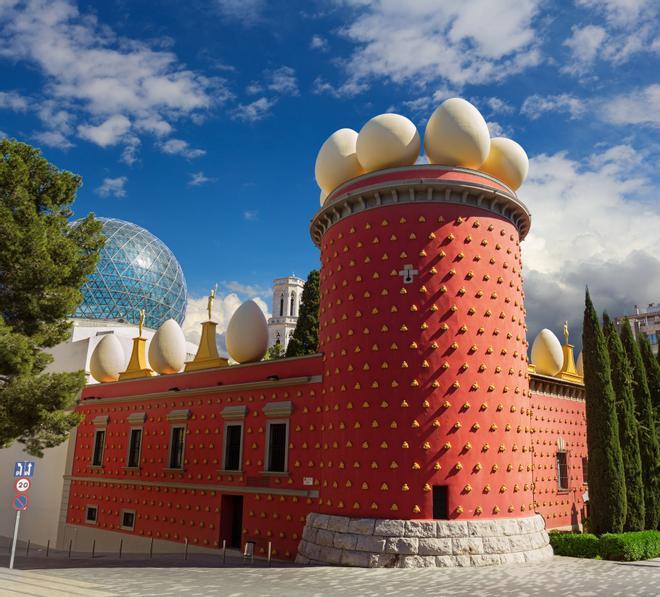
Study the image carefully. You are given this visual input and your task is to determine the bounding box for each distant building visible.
[267,275,305,350]
[615,303,660,355]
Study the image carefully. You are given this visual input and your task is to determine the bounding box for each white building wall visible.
[267,276,305,350]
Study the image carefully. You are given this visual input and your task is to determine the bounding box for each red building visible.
[64,166,587,567]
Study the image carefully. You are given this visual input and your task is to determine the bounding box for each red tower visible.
[298,165,552,566]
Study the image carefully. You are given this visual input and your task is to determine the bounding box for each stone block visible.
[509,534,532,552]
[356,535,386,553]
[405,520,437,537]
[435,555,455,567]
[334,532,358,551]
[500,552,526,564]
[304,542,322,561]
[517,517,535,534]
[501,519,521,536]
[373,553,399,568]
[341,550,372,567]
[316,529,335,547]
[470,554,503,567]
[398,555,436,568]
[318,545,342,565]
[385,537,418,555]
[348,518,376,535]
[312,514,330,529]
[306,512,317,526]
[453,555,472,567]
[302,525,318,543]
[436,521,469,538]
[467,520,501,537]
[417,537,452,556]
[295,554,309,564]
[374,519,405,536]
[326,515,350,533]
[534,515,546,531]
[482,536,510,554]
[452,537,483,555]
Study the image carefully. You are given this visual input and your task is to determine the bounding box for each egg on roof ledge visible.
[315,128,364,194]
[531,329,564,376]
[356,113,420,172]
[479,137,529,191]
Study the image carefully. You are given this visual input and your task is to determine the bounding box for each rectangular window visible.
[557,451,569,490]
[120,510,135,531]
[432,486,449,519]
[92,430,105,466]
[85,505,98,524]
[582,457,588,485]
[169,426,185,469]
[224,424,242,471]
[266,422,287,472]
[127,428,142,468]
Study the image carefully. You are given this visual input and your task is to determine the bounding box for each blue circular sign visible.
[12,494,28,511]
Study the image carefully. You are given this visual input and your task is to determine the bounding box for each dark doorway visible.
[220,495,243,549]
[432,485,449,519]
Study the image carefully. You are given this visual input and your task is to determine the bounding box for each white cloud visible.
[520,145,660,344]
[312,76,369,99]
[95,176,127,198]
[189,171,214,186]
[310,34,328,51]
[0,90,28,111]
[215,0,264,24]
[78,114,131,147]
[486,121,507,137]
[0,130,7,139]
[0,0,223,151]
[159,138,206,158]
[334,0,542,92]
[562,25,606,75]
[222,281,269,296]
[600,84,660,127]
[266,66,298,96]
[182,290,270,357]
[230,97,276,122]
[483,96,514,115]
[243,209,258,221]
[32,129,74,149]
[520,93,587,120]
[576,0,653,28]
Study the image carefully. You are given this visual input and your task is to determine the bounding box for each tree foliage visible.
[582,291,626,534]
[286,270,319,358]
[620,320,660,530]
[264,339,285,360]
[603,314,645,531]
[0,139,104,455]
[638,334,660,432]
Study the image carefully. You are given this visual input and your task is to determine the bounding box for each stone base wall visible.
[296,513,552,568]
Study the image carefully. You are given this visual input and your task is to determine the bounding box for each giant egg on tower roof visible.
[531,329,564,376]
[315,128,365,194]
[148,319,186,374]
[424,98,490,169]
[90,334,126,383]
[479,137,529,191]
[226,300,269,364]
[356,113,420,172]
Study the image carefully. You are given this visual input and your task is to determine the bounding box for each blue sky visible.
[1,0,658,344]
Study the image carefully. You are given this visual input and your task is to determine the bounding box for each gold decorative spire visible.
[558,319,582,384]
[138,308,145,338]
[207,285,217,321]
[563,320,569,345]
[118,309,155,380]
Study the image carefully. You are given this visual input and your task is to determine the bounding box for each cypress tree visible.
[638,334,660,432]
[603,315,645,530]
[582,290,626,534]
[620,320,660,529]
[286,270,320,357]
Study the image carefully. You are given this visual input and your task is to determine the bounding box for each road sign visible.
[12,494,29,511]
[13,461,36,478]
[15,478,31,493]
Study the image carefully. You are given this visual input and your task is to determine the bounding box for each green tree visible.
[620,320,660,529]
[582,291,626,534]
[264,339,285,360]
[638,334,660,431]
[0,139,104,455]
[286,269,319,357]
[603,315,645,530]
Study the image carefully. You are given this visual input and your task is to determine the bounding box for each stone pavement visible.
[0,556,658,596]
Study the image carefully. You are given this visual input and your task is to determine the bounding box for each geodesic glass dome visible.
[73,218,187,329]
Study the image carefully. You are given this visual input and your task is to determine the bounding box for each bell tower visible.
[267,275,305,350]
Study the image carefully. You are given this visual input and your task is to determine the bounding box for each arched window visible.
[290,293,295,316]
[279,294,284,317]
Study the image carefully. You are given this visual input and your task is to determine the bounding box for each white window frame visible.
[265,419,289,474]
[120,509,136,531]
[85,504,98,525]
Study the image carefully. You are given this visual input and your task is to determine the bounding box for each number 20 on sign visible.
[15,478,30,492]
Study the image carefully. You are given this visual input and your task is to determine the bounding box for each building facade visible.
[60,166,588,567]
[267,276,305,350]
[615,303,660,355]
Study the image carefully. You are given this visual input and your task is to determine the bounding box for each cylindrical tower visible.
[298,165,551,567]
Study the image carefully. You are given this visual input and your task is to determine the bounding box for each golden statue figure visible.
[207,286,216,321]
[563,320,569,345]
[138,308,145,337]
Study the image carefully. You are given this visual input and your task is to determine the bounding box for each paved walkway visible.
[0,556,658,596]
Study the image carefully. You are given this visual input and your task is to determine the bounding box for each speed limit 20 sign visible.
[14,478,30,493]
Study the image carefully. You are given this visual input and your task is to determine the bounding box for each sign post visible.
[9,462,33,570]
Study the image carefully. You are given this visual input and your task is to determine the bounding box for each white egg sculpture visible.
[320,189,328,207]
[90,334,126,383]
[356,113,420,171]
[531,329,564,376]
[225,300,269,364]
[576,352,584,377]
[314,128,365,194]
[424,98,490,168]
[479,137,529,191]
[148,319,186,374]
